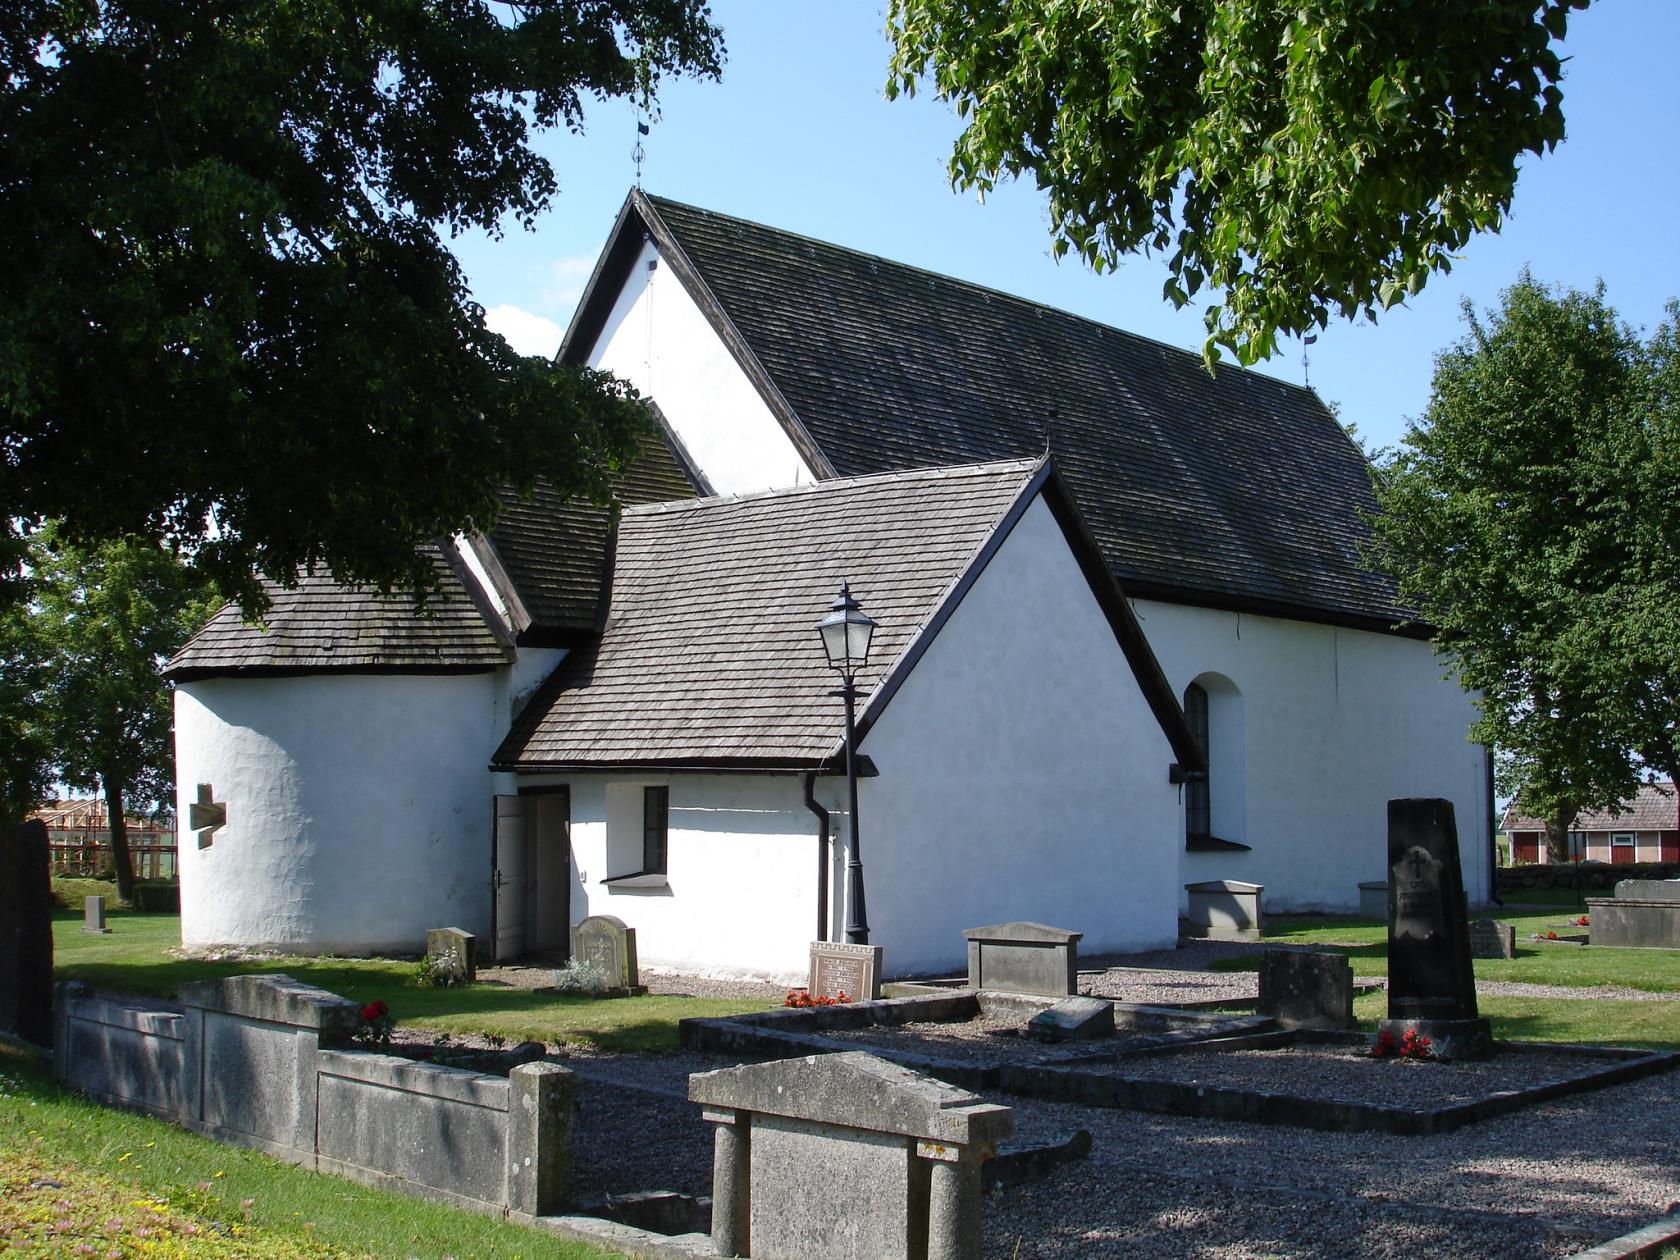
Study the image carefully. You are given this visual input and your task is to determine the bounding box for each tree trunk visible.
[1544,806,1578,865]
[105,776,136,904]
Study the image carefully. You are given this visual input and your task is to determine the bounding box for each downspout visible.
[802,771,831,943]
[1485,745,1502,907]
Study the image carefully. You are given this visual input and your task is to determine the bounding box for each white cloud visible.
[540,253,597,323]
[484,304,564,359]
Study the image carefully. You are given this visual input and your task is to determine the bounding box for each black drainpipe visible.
[1485,745,1502,907]
[802,771,831,943]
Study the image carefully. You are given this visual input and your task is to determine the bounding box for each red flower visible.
[361,1001,388,1022]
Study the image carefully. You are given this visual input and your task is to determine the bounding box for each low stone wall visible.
[53,974,573,1218]
[1498,862,1680,894]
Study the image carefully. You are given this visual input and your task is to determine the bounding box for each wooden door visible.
[493,795,528,961]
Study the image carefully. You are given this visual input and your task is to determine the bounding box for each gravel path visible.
[1078,966,1258,1005]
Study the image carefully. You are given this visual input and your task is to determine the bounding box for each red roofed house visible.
[1502,782,1680,865]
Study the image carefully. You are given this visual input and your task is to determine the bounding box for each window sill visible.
[1186,834,1252,853]
[601,871,668,889]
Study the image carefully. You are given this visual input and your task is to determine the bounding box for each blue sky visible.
[451,1,1680,455]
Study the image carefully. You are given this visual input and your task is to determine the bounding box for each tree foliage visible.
[1,0,724,613]
[886,0,1586,365]
[19,524,220,899]
[1369,275,1680,855]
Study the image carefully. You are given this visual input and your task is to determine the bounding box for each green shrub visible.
[51,876,123,910]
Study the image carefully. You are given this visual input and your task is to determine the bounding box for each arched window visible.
[1184,682,1211,839]
[1183,673,1246,850]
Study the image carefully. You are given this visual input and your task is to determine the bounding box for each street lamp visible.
[818,581,876,945]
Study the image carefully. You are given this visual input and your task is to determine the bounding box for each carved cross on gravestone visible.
[189,782,227,850]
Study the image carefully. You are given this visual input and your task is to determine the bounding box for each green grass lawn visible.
[1221,914,1680,1049]
[53,909,776,1053]
[0,1041,614,1259]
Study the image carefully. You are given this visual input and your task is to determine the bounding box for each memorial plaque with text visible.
[572,915,639,989]
[1387,798,1478,1021]
[808,941,883,1001]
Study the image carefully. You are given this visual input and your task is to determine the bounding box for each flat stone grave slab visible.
[1025,996,1114,1043]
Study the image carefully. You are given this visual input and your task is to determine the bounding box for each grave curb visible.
[1563,1215,1680,1260]
[1009,1031,1680,1135]
[678,991,1275,1093]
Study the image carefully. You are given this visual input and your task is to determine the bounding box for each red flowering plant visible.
[1368,1028,1433,1061]
[354,1000,394,1049]
[783,988,851,1008]
[1575,915,1590,927]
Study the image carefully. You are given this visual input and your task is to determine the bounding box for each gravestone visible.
[1257,950,1355,1030]
[808,940,884,1001]
[691,1051,1011,1260]
[1358,881,1388,920]
[1183,880,1264,940]
[1380,798,1492,1059]
[963,922,1081,997]
[83,895,113,934]
[1025,995,1114,1043]
[571,915,639,989]
[1609,879,1680,903]
[1585,880,1680,950]
[1,820,54,1045]
[425,927,476,983]
[1468,919,1517,959]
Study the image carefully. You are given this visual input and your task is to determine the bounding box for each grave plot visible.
[680,990,1272,1091]
[1013,1029,1680,1135]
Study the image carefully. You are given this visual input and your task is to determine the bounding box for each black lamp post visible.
[818,581,876,945]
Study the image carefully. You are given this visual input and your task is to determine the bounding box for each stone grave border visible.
[1011,1028,1680,1135]
[678,990,1273,1092]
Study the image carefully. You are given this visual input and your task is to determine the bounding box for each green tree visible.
[1369,275,1680,859]
[886,0,1585,365]
[23,525,221,901]
[1,0,723,614]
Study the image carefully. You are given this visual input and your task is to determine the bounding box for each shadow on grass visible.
[51,910,775,1054]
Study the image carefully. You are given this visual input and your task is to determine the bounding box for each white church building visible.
[168,190,1492,979]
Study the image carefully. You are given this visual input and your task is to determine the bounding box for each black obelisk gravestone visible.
[1380,799,1493,1060]
[1,820,55,1046]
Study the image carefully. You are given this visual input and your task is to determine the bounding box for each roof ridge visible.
[640,191,1318,403]
[619,456,1045,519]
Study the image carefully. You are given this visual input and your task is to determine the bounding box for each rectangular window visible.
[1612,832,1635,848]
[1184,684,1210,839]
[642,786,669,875]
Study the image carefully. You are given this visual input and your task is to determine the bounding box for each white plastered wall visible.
[855,496,1183,975]
[519,771,820,982]
[175,672,501,953]
[1130,600,1491,911]
[584,238,815,494]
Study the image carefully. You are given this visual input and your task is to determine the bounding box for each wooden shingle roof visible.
[166,428,702,677]
[165,547,509,679]
[494,459,1200,771]
[563,190,1414,635]
[487,424,702,637]
[1502,782,1679,834]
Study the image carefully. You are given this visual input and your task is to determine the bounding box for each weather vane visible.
[1301,333,1317,389]
[632,118,649,187]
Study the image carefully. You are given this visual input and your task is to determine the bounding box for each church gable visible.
[562,190,1412,636]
